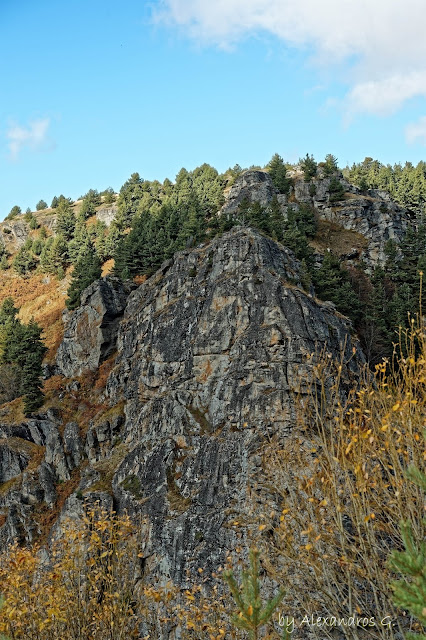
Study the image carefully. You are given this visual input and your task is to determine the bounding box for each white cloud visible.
[346,72,426,117]
[153,0,426,116]
[406,116,426,145]
[6,118,51,159]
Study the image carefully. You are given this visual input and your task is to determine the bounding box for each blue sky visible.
[1,0,426,219]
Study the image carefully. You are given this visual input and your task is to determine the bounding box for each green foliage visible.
[267,153,292,195]
[81,188,101,206]
[36,200,48,211]
[0,298,46,415]
[56,200,76,241]
[51,195,72,210]
[66,244,101,310]
[344,157,426,215]
[388,434,426,639]
[313,252,361,323]
[32,238,43,256]
[29,216,38,230]
[79,198,96,220]
[12,247,37,276]
[223,548,286,640]
[67,214,91,264]
[300,154,317,181]
[0,255,8,271]
[322,153,339,177]
[328,176,346,202]
[102,187,116,204]
[39,234,69,276]
[6,205,21,220]
[116,172,145,228]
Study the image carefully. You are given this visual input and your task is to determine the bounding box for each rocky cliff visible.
[0,227,365,583]
[222,169,412,269]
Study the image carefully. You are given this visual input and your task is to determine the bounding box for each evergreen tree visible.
[322,154,339,177]
[39,234,69,276]
[36,200,48,211]
[12,247,37,276]
[268,196,285,241]
[267,153,292,194]
[116,172,145,228]
[0,300,46,415]
[66,244,101,310]
[6,205,21,220]
[300,154,317,181]
[32,238,43,256]
[28,216,38,230]
[56,200,76,240]
[68,214,91,264]
[16,321,47,415]
[313,252,361,322]
[328,177,346,203]
[223,548,286,640]
[79,197,96,220]
[102,187,116,204]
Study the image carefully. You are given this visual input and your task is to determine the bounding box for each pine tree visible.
[300,154,317,181]
[66,244,101,310]
[116,172,145,228]
[0,300,46,415]
[36,199,48,211]
[18,321,47,415]
[313,252,361,322]
[6,205,21,220]
[322,154,339,177]
[328,177,346,203]
[223,548,286,640]
[56,200,76,240]
[267,153,292,194]
[12,247,37,276]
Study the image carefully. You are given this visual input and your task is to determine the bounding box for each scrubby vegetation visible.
[0,317,424,638]
[0,297,46,414]
[344,157,426,215]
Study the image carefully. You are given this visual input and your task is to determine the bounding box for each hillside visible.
[0,156,425,638]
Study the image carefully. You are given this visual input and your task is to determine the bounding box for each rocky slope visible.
[0,227,366,584]
[222,168,412,268]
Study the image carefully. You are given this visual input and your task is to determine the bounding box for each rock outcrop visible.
[96,204,118,226]
[221,170,281,215]
[98,227,364,582]
[56,277,135,378]
[0,227,366,581]
[221,169,413,269]
[0,213,57,251]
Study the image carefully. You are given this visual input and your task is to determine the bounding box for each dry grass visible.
[311,219,368,257]
[0,270,69,360]
[101,258,114,276]
[254,319,426,639]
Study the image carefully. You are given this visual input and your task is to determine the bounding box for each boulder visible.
[56,277,135,378]
[104,227,365,582]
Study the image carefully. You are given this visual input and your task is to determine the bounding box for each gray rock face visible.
[221,170,277,216]
[0,440,31,483]
[0,220,29,250]
[96,204,118,226]
[220,170,412,269]
[56,277,135,378]
[103,227,364,582]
